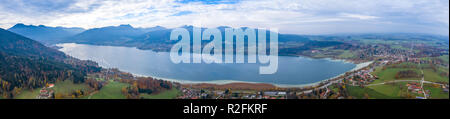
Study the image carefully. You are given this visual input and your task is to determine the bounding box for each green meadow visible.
[364,62,448,99]
[346,85,398,99]
[88,81,130,99]
[371,66,421,84]
[15,89,40,99]
[53,80,92,95]
[139,88,180,99]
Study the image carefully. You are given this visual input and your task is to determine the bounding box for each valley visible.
[1,24,448,99]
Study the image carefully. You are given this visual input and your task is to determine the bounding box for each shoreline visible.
[130,50,373,88]
[57,43,374,89]
[134,61,373,89]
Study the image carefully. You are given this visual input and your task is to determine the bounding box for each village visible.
[177,43,449,99]
[177,60,448,99]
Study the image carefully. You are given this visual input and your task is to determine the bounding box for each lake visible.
[57,43,356,87]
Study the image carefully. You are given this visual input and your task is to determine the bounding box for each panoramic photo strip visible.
[0,0,448,117]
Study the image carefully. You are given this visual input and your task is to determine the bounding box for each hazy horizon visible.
[6,23,450,37]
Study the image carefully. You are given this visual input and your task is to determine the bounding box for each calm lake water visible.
[57,43,356,86]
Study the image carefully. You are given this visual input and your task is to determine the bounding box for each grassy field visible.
[95,78,105,81]
[15,80,91,99]
[140,88,180,99]
[13,80,179,99]
[390,45,411,51]
[424,85,449,99]
[415,62,449,83]
[363,62,448,99]
[439,55,449,64]
[15,89,41,99]
[440,65,449,72]
[328,85,339,93]
[89,81,130,99]
[338,50,355,59]
[363,61,449,99]
[358,39,397,45]
[421,55,449,64]
[371,67,421,84]
[17,80,92,99]
[423,69,449,83]
[346,85,398,99]
[53,80,91,95]
[306,48,358,59]
[366,82,418,98]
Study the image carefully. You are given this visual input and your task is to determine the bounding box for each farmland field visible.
[371,67,421,84]
[14,80,92,99]
[423,69,449,83]
[424,85,449,99]
[89,81,130,99]
[440,55,449,64]
[366,82,418,98]
[53,80,92,95]
[346,85,397,99]
[15,89,40,99]
[140,88,180,99]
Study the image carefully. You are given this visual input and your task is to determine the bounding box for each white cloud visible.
[0,0,448,35]
[340,13,379,20]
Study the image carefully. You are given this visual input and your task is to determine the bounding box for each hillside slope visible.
[0,28,100,98]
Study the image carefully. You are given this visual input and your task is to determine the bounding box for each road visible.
[366,80,443,87]
[419,62,427,99]
[366,80,420,86]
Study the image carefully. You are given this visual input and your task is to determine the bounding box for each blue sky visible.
[0,0,448,36]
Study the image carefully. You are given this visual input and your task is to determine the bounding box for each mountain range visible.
[7,23,448,53]
[7,23,85,44]
[67,24,166,46]
[7,23,312,48]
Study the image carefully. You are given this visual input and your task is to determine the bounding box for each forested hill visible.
[62,25,312,52]
[65,24,166,46]
[0,28,67,61]
[0,28,100,98]
[7,23,85,44]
